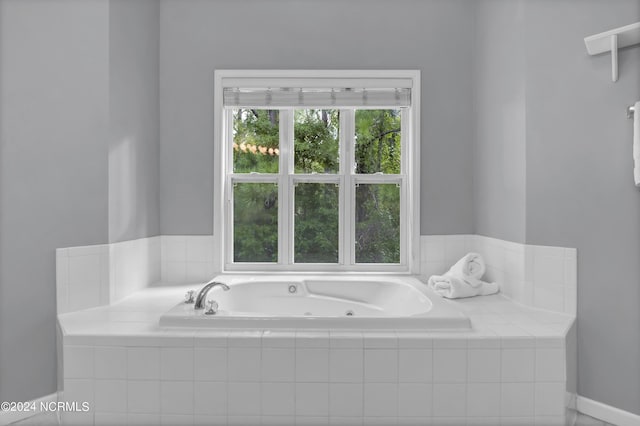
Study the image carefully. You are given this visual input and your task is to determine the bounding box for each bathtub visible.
[159,275,470,329]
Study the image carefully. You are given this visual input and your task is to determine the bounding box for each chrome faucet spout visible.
[194,280,230,310]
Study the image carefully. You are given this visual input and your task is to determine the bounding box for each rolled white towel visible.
[428,274,499,299]
[446,252,486,287]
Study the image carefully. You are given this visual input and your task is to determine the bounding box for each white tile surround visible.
[57,234,575,316]
[59,285,573,426]
[56,236,216,314]
[57,237,161,314]
[420,235,577,316]
[56,234,576,425]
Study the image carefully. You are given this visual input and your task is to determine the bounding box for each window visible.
[214,71,420,272]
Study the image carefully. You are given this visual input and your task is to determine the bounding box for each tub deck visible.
[57,282,575,426]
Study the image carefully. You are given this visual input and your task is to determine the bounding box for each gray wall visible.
[522,0,640,414]
[158,0,477,236]
[473,0,527,242]
[0,0,160,402]
[0,0,110,401]
[108,0,160,243]
[475,0,640,414]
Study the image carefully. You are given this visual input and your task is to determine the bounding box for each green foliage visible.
[355,184,400,263]
[231,108,402,264]
[355,109,401,174]
[233,109,279,173]
[233,183,278,263]
[294,110,339,173]
[294,183,339,263]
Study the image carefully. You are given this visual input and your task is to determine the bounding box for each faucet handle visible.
[205,300,219,315]
[184,290,195,304]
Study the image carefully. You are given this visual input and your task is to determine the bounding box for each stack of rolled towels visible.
[428,252,499,299]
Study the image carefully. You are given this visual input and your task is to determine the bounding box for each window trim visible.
[213,70,421,273]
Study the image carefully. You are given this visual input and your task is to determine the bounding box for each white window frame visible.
[213,70,421,274]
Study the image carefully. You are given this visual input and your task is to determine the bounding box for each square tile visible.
[467,349,500,383]
[535,416,565,425]
[227,416,261,425]
[535,383,565,416]
[364,417,399,425]
[296,417,329,425]
[501,348,534,382]
[262,416,295,425]
[228,347,261,381]
[162,261,186,283]
[227,330,262,347]
[60,412,94,426]
[262,348,295,382]
[194,347,227,381]
[467,383,500,417]
[363,333,397,349]
[161,414,194,425]
[535,348,565,382]
[296,348,329,382]
[127,413,160,425]
[397,333,433,349]
[398,383,432,417]
[127,347,160,380]
[228,382,260,416]
[161,381,194,415]
[262,331,296,348]
[364,383,398,417]
[194,415,226,425]
[94,346,126,379]
[94,380,126,413]
[296,383,329,416]
[186,236,213,262]
[329,383,363,417]
[64,346,94,379]
[467,417,502,425]
[432,384,466,417]
[433,349,466,383]
[161,347,194,381]
[330,417,363,425]
[162,236,186,262]
[533,254,564,285]
[64,379,94,406]
[330,332,363,349]
[501,383,534,417]
[69,254,101,285]
[364,349,397,382]
[399,349,432,383]
[94,413,127,425]
[262,382,295,416]
[397,418,432,425]
[127,381,160,414]
[330,349,363,383]
[194,382,226,416]
[297,331,330,348]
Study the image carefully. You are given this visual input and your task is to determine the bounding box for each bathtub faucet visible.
[194,281,230,310]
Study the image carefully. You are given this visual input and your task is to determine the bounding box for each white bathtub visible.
[159,275,470,329]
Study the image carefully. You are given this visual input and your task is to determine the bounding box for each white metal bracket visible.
[584,22,640,83]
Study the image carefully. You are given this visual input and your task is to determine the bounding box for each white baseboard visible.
[0,393,58,426]
[577,395,640,426]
